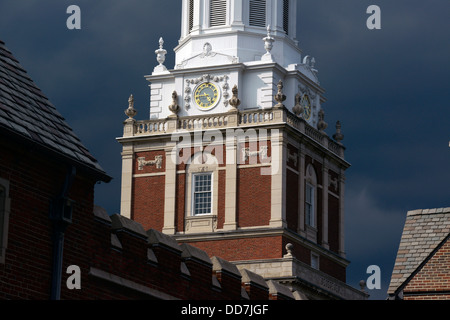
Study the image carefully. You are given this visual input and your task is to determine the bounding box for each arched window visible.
[185,152,219,233]
[210,0,227,27]
[249,0,266,28]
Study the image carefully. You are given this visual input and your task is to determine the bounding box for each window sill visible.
[185,215,217,234]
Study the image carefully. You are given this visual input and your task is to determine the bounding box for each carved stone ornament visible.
[288,151,298,167]
[317,109,328,134]
[154,37,168,73]
[242,146,268,162]
[138,155,163,170]
[292,93,303,116]
[168,91,180,118]
[333,121,344,144]
[328,174,338,190]
[228,85,241,111]
[284,243,294,258]
[274,80,286,109]
[124,94,137,119]
[184,80,192,110]
[262,25,275,61]
[184,74,230,109]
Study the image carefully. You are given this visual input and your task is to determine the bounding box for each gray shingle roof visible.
[0,40,110,181]
[388,207,450,295]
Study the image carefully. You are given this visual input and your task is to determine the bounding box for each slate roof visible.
[0,39,110,182]
[388,207,450,295]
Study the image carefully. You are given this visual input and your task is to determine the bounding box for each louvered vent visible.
[283,0,289,35]
[249,0,266,27]
[210,0,227,27]
[189,0,194,32]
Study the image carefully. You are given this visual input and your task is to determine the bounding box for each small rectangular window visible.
[283,0,289,35]
[192,173,213,215]
[305,183,315,227]
[311,253,320,270]
[210,0,227,27]
[249,0,266,28]
[189,0,194,32]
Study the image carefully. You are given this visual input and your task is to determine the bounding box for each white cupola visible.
[146,0,324,129]
[176,0,300,67]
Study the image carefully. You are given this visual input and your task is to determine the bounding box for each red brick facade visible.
[126,132,348,285]
[403,238,450,300]
[0,138,292,300]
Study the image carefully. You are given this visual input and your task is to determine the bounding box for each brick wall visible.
[132,175,165,230]
[403,238,450,300]
[0,138,293,300]
[286,169,299,232]
[185,236,283,262]
[237,167,271,228]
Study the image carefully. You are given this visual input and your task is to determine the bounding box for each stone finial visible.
[154,37,168,73]
[333,121,344,144]
[292,93,303,116]
[359,280,367,294]
[228,85,241,111]
[125,94,137,119]
[274,80,286,109]
[168,91,180,118]
[262,25,275,62]
[317,109,328,134]
[284,243,294,258]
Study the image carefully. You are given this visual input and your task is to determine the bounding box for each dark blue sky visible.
[1,0,449,300]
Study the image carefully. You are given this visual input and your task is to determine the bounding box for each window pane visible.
[305,184,314,227]
[193,173,212,215]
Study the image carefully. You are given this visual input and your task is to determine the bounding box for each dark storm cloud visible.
[0,0,448,300]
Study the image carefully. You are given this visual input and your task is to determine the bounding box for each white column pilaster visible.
[322,160,329,250]
[223,140,237,230]
[120,145,134,219]
[269,130,286,228]
[297,145,306,237]
[162,146,177,235]
[339,172,346,257]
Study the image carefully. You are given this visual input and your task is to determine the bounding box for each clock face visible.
[194,82,220,110]
[301,94,312,121]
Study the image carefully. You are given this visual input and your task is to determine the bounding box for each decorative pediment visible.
[175,42,239,70]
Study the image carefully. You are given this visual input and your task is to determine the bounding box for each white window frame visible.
[0,178,11,264]
[192,172,213,216]
[311,252,320,270]
[305,182,315,227]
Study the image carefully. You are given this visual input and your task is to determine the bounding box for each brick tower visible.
[117,0,366,300]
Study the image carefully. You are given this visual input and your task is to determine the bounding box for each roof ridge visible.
[407,207,450,216]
